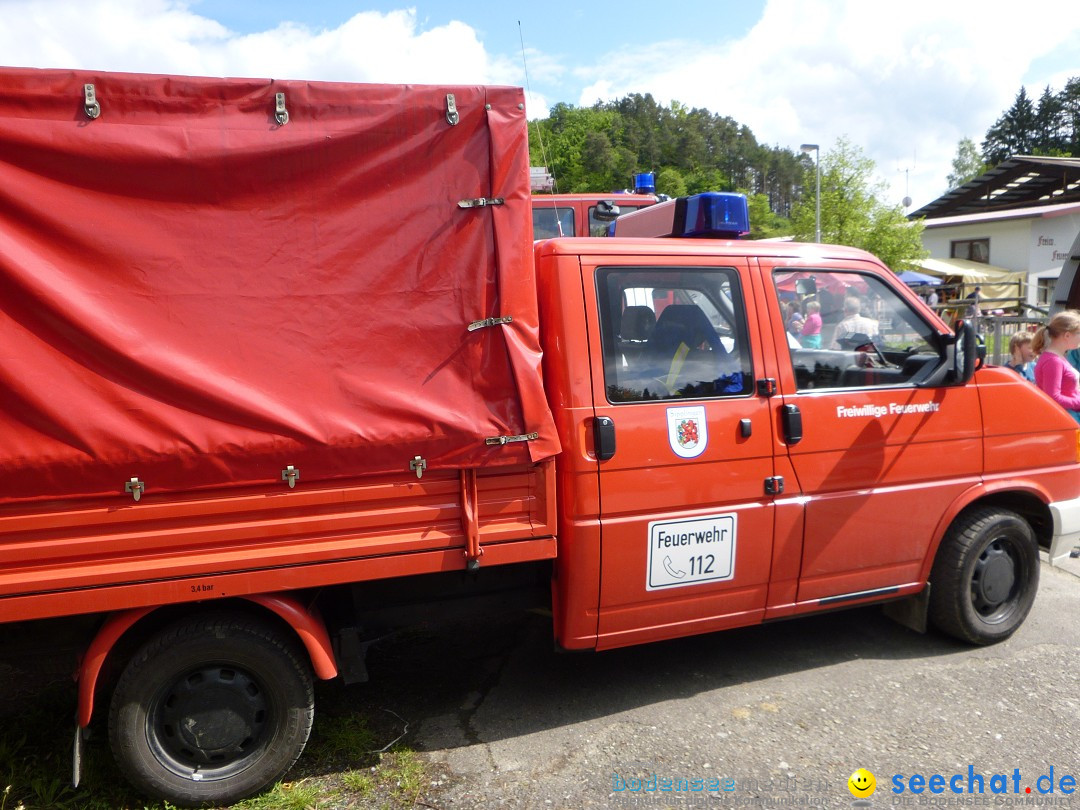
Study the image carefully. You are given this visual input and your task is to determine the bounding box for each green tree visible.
[982,86,1037,164]
[946,137,987,189]
[743,192,790,240]
[1035,85,1067,153]
[528,94,805,221]
[790,137,927,271]
[1061,77,1080,156]
[655,167,687,198]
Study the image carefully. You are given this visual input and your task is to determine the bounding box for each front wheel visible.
[108,613,315,807]
[928,507,1039,645]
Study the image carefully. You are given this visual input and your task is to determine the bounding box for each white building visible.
[910,156,1080,308]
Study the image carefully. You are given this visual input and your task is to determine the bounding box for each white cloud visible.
[0,1,496,84]
[564,0,1080,208]
[4,0,1079,211]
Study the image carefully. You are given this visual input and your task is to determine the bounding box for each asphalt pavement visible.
[389,554,1080,810]
[2,557,1078,810]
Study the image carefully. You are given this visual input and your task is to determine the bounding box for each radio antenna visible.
[519,21,564,235]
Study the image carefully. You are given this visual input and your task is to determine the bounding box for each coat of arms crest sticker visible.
[666,405,708,459]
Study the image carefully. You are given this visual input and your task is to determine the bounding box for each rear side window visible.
[774,269,941,390]
[597,267,753,402]
[532,206,575,238]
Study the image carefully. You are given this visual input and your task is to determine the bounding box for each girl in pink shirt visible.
[1033,311,1080,424]
[800,300,822,348]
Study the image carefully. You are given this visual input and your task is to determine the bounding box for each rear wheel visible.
[928,507,1038,644]
[108,613,314,807]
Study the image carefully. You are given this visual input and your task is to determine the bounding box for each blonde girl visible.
[800,300,822,348]
[1033,310,1080,423]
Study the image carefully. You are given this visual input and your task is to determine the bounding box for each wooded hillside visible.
[528,94,806,219]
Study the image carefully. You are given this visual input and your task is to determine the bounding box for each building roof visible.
[910,156,1080,219]
[920,200,1080,229]
[915,257,1024,280]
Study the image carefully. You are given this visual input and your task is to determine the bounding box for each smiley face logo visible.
[848,768,876,798]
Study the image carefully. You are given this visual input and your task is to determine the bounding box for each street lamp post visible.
[800,143,820,242]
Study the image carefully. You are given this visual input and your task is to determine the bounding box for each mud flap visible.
[882,584,930,634]
[72,723,83,787]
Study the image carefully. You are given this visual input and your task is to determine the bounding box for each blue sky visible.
[3,0,1079,209]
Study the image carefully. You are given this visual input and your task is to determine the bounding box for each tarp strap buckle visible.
[124,477,145,502]
[485,432,539,446]
[281,465,300,488]
[410,455,428,479]
[275,92,289,125]
[445,93,459,126]
[457,197,505,209]
[84,84,101,120]
[467,316,513,332]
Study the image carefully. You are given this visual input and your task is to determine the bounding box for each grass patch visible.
[0,679,438,810]
[380,749,426,805]
[340,768,376,796]
[305,713,379,767]
[230,781,322,810]
[335,749,429,810]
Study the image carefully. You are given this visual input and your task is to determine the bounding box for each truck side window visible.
[532,206,575,238]
[774,269,941,390]
[598,268,753,402]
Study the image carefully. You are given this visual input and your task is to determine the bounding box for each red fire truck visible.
[2,68,1079,807]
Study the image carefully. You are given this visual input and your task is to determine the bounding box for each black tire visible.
[108,613,314,807]
[928,507,1039,645]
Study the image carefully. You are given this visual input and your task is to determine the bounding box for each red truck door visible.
[760,260,983,607]
[579,256,781,649]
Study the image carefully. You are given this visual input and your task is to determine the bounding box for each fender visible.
[918,478,1054,583]
[76,593,337,728]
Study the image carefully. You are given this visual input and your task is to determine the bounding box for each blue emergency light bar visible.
[611,192,750,239]
[633,172,656,194]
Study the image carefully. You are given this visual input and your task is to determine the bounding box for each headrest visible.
[620,306,656,341]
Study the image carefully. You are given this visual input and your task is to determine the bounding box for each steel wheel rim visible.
[146,663,272,782]
[969,536,1023,623]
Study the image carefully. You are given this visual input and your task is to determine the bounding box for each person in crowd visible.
[927,288,939,308]
[785,300,804,337]
[800,300,822,348]
[1033,311,1080,424]
[1005,331,1035,382]
[965,286,982,318]
[830,295,879,349]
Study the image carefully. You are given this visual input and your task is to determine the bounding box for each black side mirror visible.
[913,320,977,388]
[593,200,621,221]
[953,319,977,384]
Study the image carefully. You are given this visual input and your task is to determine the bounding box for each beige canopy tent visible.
[913,258,1026,309]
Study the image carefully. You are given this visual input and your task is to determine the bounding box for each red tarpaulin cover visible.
[0,68,559,505]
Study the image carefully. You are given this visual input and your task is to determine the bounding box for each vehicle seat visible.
[646,305,728,391]
[620,306,656,343]
[648,305,724,355]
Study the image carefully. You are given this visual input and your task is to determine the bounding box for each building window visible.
[1037,277,1057,307]
[950,238,990,264]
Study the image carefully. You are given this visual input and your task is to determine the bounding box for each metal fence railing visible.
[920,300,1048,366]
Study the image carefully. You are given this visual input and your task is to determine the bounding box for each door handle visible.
[781,404,803,444]
[593,416,616,461]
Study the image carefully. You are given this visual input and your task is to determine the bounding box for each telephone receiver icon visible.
[663,556,686,578]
